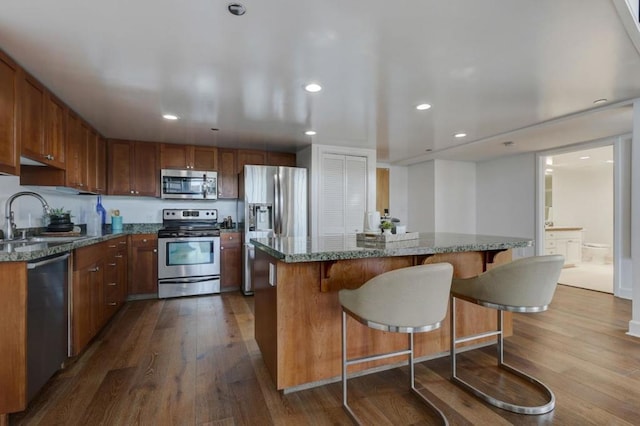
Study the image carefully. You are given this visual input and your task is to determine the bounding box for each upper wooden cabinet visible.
[267,152,296,167]
[217,148,238,199]
[108,139,159,197]
[95,136,107,194]
[160,143,218,171]
[18,71,65,169]
[0,50,19,175]
[237,149,266,171]
[64,111,88,190]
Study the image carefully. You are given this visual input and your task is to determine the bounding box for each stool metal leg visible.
[342,311,448,425]
[450,296,556,415]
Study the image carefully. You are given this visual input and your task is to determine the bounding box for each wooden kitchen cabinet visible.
[267,151,296,167]
[72,242,105,355]
[95,135,107,194]
[220,232,242,291]
[217,148,238,198]
[237,149,266,171]
[0,50,19,175]
[19,71,66,169]
[108,139,160,197]
[103,237,128,322]
[64,111,88,190]
[72,236,128,356]
[128,234,158,296]
[160,143,218,171]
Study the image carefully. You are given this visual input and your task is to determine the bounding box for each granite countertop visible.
[0,223,164,262]
[250,232,533,263]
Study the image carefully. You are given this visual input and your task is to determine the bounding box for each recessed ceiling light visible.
[606,160,614,164]
[304,83,322,93]
[163,114,179,120]
[305,130,316,136]
[416,103,432,111]
[593,98,608,104]
[580,156,591,160]
[546,157,553,165]
[454,132,467,138]
[228,3,246,16]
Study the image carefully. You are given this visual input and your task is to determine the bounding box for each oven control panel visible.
[162,209,218,221]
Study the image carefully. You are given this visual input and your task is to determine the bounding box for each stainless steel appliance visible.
[161,169,218,200]
[27,252,70,403]
[158,209,221,298]
[242,165,307,295]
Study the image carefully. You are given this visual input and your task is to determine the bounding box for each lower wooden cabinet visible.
[128,234,158,296]
[72,236,127,356]
[220,232,242,291]
[103,237,128,321]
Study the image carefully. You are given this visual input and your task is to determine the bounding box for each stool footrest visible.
[451,362,555,415]
[453,330,501,345]
[345,349,412,367]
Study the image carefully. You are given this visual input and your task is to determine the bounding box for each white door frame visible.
[535,135,629,299]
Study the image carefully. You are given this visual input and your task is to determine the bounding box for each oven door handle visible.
[158,276,220,285]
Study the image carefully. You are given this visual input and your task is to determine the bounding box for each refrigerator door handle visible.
[274,172,282,235]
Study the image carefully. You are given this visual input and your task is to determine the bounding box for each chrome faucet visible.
[4,191,51,240]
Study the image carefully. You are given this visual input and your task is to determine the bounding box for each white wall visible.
[434,160,476,233]
[407,160,435,232]
[476,153,536,258]
[552,166,613,248]
[0,175,239,230]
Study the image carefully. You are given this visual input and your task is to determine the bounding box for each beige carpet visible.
[558,262,614,293]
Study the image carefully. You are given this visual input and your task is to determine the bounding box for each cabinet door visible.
[85,125,97,192]
[133,141,159,196]
[72,260,102,355]
[95,136,107,194]
[43,93,66,169]
[65,112,86,190]
[0,50,19,175]
[566,240,582,265]
[129,234,158,295]
[217,148,238,198]
[319,153,367,236]
[19,72,46,163]
[160,143,190,169]
[193,146,218,170]
[107,139,134,195]
[266,151,296,167]
[220,232,242,291]
[237,149,266,171]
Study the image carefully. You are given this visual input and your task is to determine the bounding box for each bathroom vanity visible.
[544,227,583,266]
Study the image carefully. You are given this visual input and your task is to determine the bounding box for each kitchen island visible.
[250,233,532,391]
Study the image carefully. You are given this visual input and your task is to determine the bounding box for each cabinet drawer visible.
[221,233,241,248]
[130,234,157,248]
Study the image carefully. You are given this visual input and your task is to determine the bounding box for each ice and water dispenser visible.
[248,204,273,231]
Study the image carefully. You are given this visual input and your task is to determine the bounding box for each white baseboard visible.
[627,320,640,338]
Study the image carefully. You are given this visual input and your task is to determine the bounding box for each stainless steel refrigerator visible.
[241,165,308,295]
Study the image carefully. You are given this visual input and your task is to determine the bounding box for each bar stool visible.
[339,263,454,425]
[450,254,564,415]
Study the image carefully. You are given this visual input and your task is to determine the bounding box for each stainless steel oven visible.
[157,209,221,298]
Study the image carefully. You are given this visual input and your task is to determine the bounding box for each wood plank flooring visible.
[10,285,640,425]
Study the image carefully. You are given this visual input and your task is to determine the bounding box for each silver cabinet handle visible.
[220,246,224,250]
[108,263,117,266]
[107,302,117,306]
[115,254,123,258]
[90,266,100,272]
[118,241,127,245]
[142,239,147,243]
[107,282,116,286]
[153,249,157,253]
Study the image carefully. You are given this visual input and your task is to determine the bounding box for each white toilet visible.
[583,243,610,265]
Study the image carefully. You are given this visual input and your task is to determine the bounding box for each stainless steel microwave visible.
[161,169,218,200]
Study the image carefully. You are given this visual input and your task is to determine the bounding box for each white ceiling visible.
[1,0,640,164]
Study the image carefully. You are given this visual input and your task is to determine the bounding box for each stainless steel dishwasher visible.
[27,252,70,403]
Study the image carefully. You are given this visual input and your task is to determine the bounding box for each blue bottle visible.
[96,195,107,230]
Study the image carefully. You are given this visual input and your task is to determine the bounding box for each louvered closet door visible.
[319,153,367,236]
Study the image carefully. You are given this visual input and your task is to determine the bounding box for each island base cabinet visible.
[254,249,512,391]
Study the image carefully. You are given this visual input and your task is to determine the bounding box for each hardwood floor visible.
[10,285,640,425]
